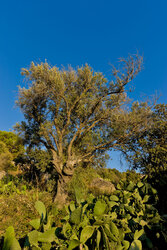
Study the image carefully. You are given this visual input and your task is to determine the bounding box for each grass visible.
[0,189,53,238]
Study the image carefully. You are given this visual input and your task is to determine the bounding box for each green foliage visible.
[67,166,99,202]
[93,200,107,216]
[0,175,30,196]
[123,104,167,176]
[68,167,142,203]
[23,201,59,249]
[0,180,27,195]
[0,141,8,154]
[26,148,53,173]
[123,170,141,184]
[0,131,24,172]
[121,104,167,216]
[0,187,53,239]
[35,200,47,219]
[2,226,21,250]
[15,56,149,204]
[59,180,162,249]
[0,131,24,159]
[0,141,13,172]
[97,168,123,185]
[3,179,165,249]
[16,148,57,192]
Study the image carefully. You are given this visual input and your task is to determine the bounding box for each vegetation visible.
[1,179,166,249]
[121,104,167,176]
[121,103,167,214]
[0,131,24,159]
[0,131,24,173]
[15,55,155,204]
[0,57,167,249]
[0,141,13,172]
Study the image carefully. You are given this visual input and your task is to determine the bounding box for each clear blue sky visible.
[0,0,166,170]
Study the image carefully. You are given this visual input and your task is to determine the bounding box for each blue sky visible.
[0,0,166,170]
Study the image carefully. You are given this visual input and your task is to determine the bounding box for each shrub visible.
[2,179,166,249]
[0,142,13,172]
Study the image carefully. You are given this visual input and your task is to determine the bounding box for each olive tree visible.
[16,55,149,204]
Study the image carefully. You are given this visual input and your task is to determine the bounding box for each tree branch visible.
[62,86,93,135]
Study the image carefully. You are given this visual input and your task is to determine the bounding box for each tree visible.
[20,148,55,187]
[121,104,167,176]
[0,131,24,172]
[120,104,167,213]
[0,141,13,172]
[16,55,149,204]
[0,131,24,159]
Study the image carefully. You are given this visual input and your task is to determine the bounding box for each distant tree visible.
[0,131,24,172]
[0,141,13,171]
[0,131,24,159]
[16,55,151,204]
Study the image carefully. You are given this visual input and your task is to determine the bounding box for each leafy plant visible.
[58,180,162,249]
[2,180,165,249]
[0,180,27,195]
[27,200,60,249]
[2,226,21,250]
[0,175,29,195]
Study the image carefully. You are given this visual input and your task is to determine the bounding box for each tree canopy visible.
[120,103,167,214]
[16,55,151,203]
[121,104,167,176]
[0,131,24,172]
[0,131,24,159]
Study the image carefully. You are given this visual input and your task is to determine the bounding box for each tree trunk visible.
[52,156,76,207]
[54,173,72,208]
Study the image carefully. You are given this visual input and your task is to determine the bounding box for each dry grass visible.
[0,190,53,238]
